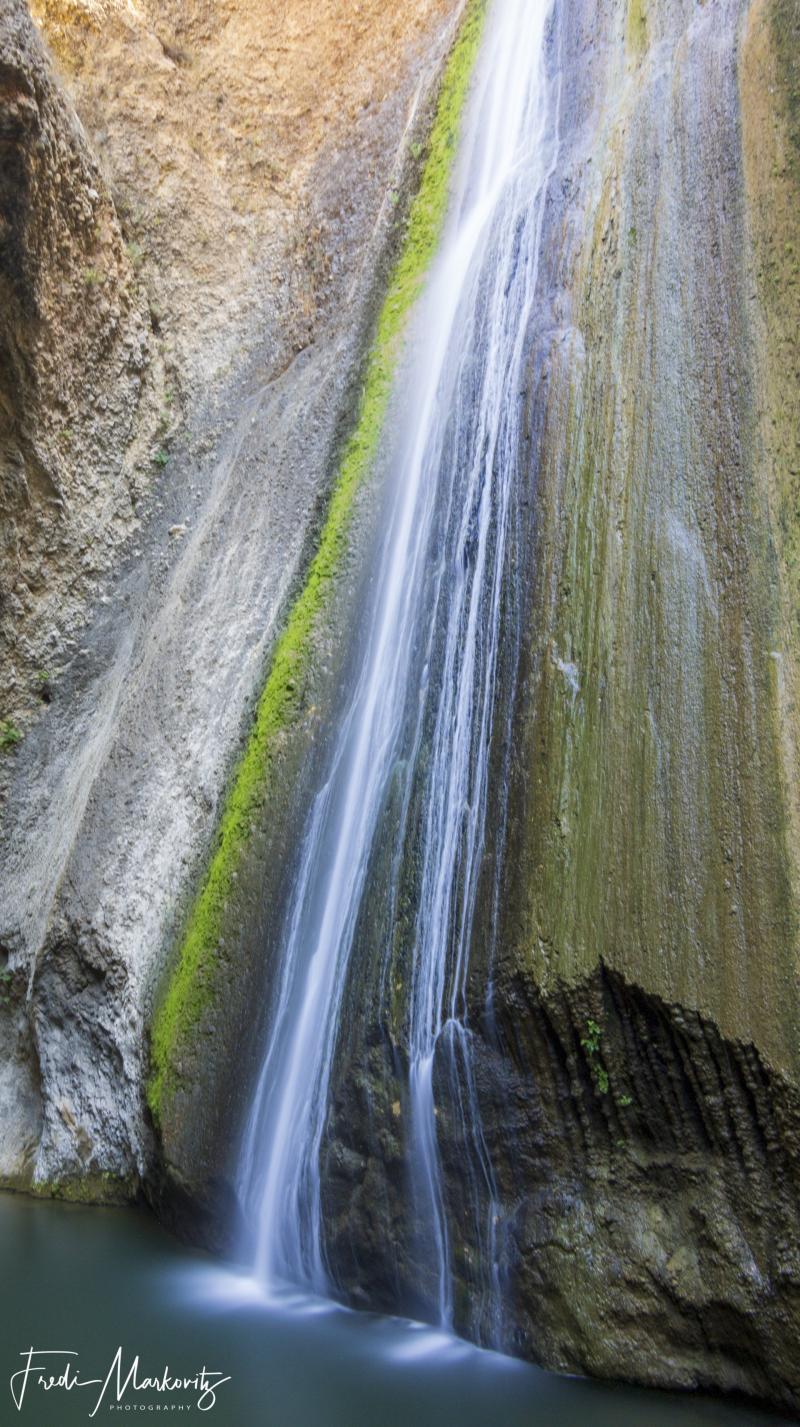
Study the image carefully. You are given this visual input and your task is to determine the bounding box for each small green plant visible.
[0,720,22,751]
[153,448,169,469]
[410,140,423,160]
[581,1017,608,1094]
[581,1017,602,1055]
[36,669,54,703]
[618,1093,633,1107]
[0,968,12,1006]
[125,240,145,269]
[83,266,104,287]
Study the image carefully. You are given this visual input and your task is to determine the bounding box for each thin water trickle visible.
[239,0,559,1326]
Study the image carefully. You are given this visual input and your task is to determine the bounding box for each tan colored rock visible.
[29,0,457,395]
[0,0,160,740]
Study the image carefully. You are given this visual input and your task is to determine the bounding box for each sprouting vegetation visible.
[125,240,146,269]
[771,0,800,182]
[35,670,54,704]
[581,1017,602,1055]
[0,721,22,751]
[581,1017,609,1094]
[626,0,647,56]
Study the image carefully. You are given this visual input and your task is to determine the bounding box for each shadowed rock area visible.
[324,966,800,1406]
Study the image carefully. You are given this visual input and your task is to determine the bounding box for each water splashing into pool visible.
[0,1196,782,1427]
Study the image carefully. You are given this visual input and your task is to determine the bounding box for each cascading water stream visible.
[239,0,559,1327]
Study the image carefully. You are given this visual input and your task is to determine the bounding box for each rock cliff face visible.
[479,4,800,1403]
[1,0,799,1414]
[0,1,158,746]
[28,0,462,406]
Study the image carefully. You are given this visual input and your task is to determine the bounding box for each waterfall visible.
[239,0,559,1327]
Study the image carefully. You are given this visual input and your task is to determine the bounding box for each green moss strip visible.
[21,1174,136,1206]
[626,0,648,57]
[771,0,800,181]
[147,0,487,1127]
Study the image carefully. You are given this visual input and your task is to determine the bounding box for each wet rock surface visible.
[323,967,800,1410]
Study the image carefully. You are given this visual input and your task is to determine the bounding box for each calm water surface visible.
[0,1194,790,1426]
